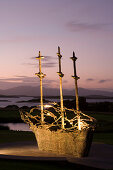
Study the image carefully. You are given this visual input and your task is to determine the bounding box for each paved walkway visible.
[68,143,113,169]
[0,141,113,169]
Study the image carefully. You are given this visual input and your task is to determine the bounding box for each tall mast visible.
[35,51,46,124]
[57,46,64,129]
[71,52,81,130]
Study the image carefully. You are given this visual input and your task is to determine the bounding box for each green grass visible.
[0,130,35,144]
[93,132,113,145]
[0,109,22,123]
[85,111,113,133]
[84,111,113,121]
[0,109,19,118]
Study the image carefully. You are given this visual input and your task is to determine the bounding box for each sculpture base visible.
[33,126,93,158]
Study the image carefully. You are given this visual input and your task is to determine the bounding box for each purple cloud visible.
[24,62,57,68]
[0,76,38,84]
[28,55,57,68]
[98,79,112,83]
[67,21,111,32]
[0,76,58,88]
[86,78,95,81]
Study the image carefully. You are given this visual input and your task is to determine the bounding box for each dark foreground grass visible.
[0,159,100,170]
[0,130,113,146]
[0,130,35,144]
[0,108,22,123]
[93,132,113,145]
[85,111,113,133]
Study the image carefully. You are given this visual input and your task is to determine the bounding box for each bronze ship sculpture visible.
[20,47,96,157]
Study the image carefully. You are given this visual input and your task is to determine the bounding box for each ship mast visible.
[35,51,46,124]
[71,52,81,130]
[57,47,64,129]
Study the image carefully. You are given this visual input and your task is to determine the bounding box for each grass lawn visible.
[0,130,35,144]
[85,111,113,122]
[0,108,22,123]
[93,132,113,145]
[85,111,113,133]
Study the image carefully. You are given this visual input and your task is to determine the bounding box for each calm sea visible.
[0,96,113,108]
[0,123,31,131]
[0,96,39,108]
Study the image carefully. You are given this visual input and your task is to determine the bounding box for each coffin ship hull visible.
[33,126,93,157]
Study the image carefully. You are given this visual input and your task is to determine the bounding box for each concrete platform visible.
[0,141,113,169]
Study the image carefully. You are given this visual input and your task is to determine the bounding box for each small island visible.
[0,100,10,102]
[17,98,50,103]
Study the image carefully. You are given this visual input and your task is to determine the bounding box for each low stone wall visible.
[34,127,93,157]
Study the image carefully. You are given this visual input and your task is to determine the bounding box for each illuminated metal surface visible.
[70,51,81,130]
[57,46,64,129]
[35,51,46,124]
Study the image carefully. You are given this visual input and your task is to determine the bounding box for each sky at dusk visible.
[0,0,113,91]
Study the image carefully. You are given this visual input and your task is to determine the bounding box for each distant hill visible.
[78,88,113,97]
[85,95,113,99]
[0,86,112,97]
